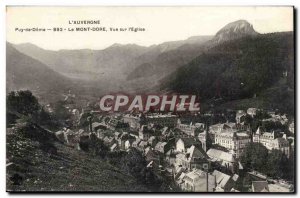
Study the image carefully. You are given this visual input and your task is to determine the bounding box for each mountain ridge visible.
[6,42,72,95]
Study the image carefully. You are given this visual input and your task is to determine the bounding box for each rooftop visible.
[252,181,269,192]
[207,148,235,163]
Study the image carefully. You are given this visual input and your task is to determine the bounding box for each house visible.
[117,133,134,150]
[165,149,177,165]
[155,141,172,154]
[232,174,239,183]
[212,170,235,192]
[114,132,121,140]
[287,136,294,152]
[148,136,158,147]
[174,166,186,179]
[269,137,290,156]
[92,122,107,132]
[132,139,141,148]
[124,139,135,150]
[138,141,148,151]
[175,172,187,189]
[176,145,209,171]
[247,108,258,117]
[178,169,216,192]
[161,126,169,136]
[252,181,269,192]
[64,129,78,146]
[139,125,154,141]
[176,138,200,153]
[207,149,236,173]
[103,136,115,146]
[110,143,118,151]
[55,130,69,143]
[289,121,294,134]
[236,110,246,124]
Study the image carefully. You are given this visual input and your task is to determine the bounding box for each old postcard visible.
[6,6,295,192]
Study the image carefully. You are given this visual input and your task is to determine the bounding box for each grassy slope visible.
[6,127,149,192]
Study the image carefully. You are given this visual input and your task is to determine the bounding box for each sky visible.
[6,6,294,50]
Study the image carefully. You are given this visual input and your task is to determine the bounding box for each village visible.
[53,96,295,192]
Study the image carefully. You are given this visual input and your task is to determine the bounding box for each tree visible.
[266,149,289,179]
[121,148,147,181]
[240,142,268,172]
[262,121,287,132]
[7,90,40,116]
[254,110,271,120]
[91,137,109,158]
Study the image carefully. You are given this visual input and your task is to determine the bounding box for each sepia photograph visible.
[6,6,295,193]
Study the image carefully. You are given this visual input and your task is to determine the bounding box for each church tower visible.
[199,124,208,152]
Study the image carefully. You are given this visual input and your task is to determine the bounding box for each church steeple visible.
[199,123,208,152]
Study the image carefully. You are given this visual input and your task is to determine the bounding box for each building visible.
[92,122,107,132]
[103,136,115,146]
[253,127,290,156]
[262,113,289,125]
[138,125,154,141]
[138,141,148,151]
[176,145,209,171]
[146,114,178,127]
[289,121,294,134]
[177,169,216,192]
[288,136,294,153]
[124,139,135,150]
[114,131,121,140]
[247,108,258,117]
[212,170,235,192]
[123,114,141,129]
[154,141,170,154]
[269,137,290,156]
[110,143,118,151]
[148,136,158,147]
[176,138,201,153]
[132,139,141,148]
[236,110,246,124]
[214,131,250,158]
[252,181,269,192]
[198,130,208,152]
[165,149,177,165]
[106,118,119,130]
[252,127,274,146]
[117,133,135,150]
[207,148,237,173]
[177,119,205,137]
[209,122,238,143]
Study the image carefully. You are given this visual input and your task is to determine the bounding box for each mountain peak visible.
[213,20,258,44]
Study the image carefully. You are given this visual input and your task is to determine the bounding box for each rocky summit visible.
[212,20,258,44]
